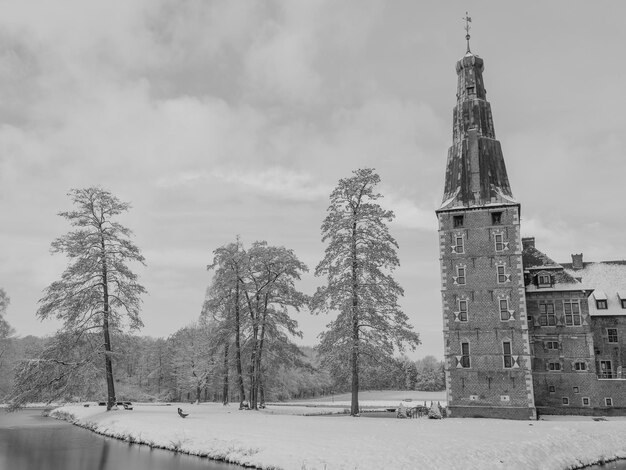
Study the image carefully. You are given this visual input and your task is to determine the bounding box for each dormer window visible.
[622,299,626,309]
[467,86,475,95]
[593,291,608,309]
[619,292,626,309]
[491,212,502,225]
[537,273,552,287]
[453,215,464,228]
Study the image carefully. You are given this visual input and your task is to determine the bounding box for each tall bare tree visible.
[205,240,248,405]
[311,168,420,416]
[203,240,308,409]
[0,288,11,343]
[240,241,308,409]
[0,288,15,396]
[37,187,146,410]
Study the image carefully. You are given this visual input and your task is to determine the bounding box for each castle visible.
[437,42,626,419]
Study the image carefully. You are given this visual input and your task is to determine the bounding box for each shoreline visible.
[45,402,626,470]
[50,408,253,468]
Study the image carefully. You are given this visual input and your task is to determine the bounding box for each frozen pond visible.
[0,409,242,470]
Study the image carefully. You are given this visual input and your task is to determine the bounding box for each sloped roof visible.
[522,244,561,270]
[563,262,626,316]
[522,243,581,291]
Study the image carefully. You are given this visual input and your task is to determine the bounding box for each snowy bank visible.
[51,403,626,470]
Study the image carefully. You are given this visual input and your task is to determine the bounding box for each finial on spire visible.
[463,12,472,53]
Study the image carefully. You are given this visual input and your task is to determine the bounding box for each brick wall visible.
[529,293,626,413]
[438,204,536,419]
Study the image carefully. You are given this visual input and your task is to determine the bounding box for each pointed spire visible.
[439,37,516,210]
[463,12,472,54]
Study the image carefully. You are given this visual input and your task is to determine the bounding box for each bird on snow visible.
[177,407,189,418]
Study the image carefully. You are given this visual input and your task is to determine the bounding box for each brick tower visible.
[436,42,536,419]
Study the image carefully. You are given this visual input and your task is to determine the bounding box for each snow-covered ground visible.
[49,402,626,470]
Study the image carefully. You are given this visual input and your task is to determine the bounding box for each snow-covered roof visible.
[563,262,626,316]
[592,291,607,300]
[522,242,580,290]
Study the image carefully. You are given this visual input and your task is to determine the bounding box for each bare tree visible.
[0,288,11,342]
[240,241,308,409]
[203,240,308,409]
[311,168,420,416]
[37,187,146,410]
[9,330,102,409]
[205,240,248,405]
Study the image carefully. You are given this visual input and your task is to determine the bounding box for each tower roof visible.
[438,48,516,211]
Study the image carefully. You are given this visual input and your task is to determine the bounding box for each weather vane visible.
[463,12,472,53]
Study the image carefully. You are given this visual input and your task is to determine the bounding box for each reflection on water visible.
[0,409,240,470]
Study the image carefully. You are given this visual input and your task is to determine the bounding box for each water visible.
[585,462,626,470]
[0,409,242,470]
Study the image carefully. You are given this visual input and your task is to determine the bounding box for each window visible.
[562,397,569,405]
[605,398,613,407]
[491,212,502,225]
[458,300,468,322]
[607,328,618,343]
[499,299,511,321]
[546,341,559,350]
[596,299,608,309]
[599,360,613,379]
[461,342,470,368]
[621,299,626,309]
[582,397,590,406]
[453,215,464,228]
[539,302,556,326]
[548,361,561,371]
[454,236,464,254]
[564,301,581,326]
[494,233,505,252]
[503,341,513,368]
[574,362,587,371]
[538,274,551,287]
[456,267,466,285]
[548,385,556,393]
[573,387,579,393]
[467,86,475,95]
[497,265,508,284]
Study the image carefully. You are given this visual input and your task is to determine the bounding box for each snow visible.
[49,402,626,470]
[593,290,607,300]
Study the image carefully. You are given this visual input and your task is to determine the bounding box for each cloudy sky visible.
[1,1,625,359]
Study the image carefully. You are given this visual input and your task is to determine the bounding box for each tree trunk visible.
[350,217,359,416]
[222,343,229,405]
[242,288,259,410]
[234,281,246,404]
[249,323,258,409]
[101,235,116,411]
[255,295,268,409]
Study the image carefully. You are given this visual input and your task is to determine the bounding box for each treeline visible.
[1,328,444,404]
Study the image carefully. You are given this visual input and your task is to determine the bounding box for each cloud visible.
[384,192,437,231]
[211,167,331,202]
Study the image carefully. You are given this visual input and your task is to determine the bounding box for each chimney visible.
[571,253,584,270]
[522,237,535,249]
